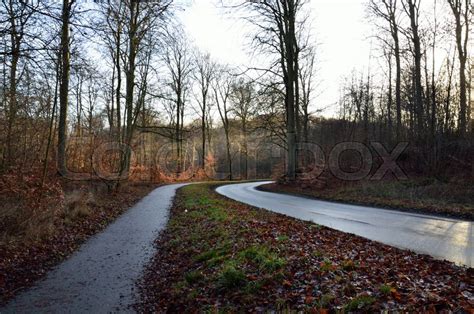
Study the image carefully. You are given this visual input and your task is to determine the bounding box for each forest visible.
[0,0,473,311]
[0,0,472,184]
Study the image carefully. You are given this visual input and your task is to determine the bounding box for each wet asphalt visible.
[1,183,189,314]
[216,181,473,267]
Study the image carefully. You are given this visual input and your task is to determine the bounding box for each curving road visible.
[2,183,189,314]
[216,181,473,267]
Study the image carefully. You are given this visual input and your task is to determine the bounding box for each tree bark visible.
[122,1,139,176]
[5,41,18,167]
[387,52,393,140]
[405,0,424,139]
[285,0,297,181]
[448,0,469,136]
[58,0,73,175]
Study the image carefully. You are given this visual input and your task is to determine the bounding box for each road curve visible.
[216,181,473,267]
[2,183,189,314]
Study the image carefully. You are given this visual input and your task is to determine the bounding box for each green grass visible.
[194,245,231,264]
[181,186,229,222]
[276,235,289,242]
[170,184,289,296]
[379,284,393,295]
[344,295,376,311]
[239,245,286,271]
[154,184,380,309]
[320,259,336,272]
[317,294,336,308]
[207,206,228,221]
[218,265,247,289]
[185,270,205,284]
[240,245,269,263]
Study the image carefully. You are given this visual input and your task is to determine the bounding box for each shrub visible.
[0,171,64,242]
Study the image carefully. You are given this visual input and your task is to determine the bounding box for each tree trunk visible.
[201,98,206,169]
[42,54,61,185]
[225,129,232,180]
[469,64,473,134]
[58,0,72,175]
[448,0,469,136]
[431,0,438,139]
[176,86,182,174]
[115,25,122,141]
[394,32,402,140]
[242,120,248,180]
[285,0,297,181]
[122,1,138,176]
[407,0,424,139]
[387,53,393,141]
[108,63,115,134]
[445,55,455,134]
[5,45,18,167]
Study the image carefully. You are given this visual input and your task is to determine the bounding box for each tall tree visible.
[369,0,403,139]
[120,0,172,175]
[299,45,317,144]
[447,0,470,136]
[429,0,438,139]
[213,67,234,180]
[57,0,75,175]
[100,0,125,140]
[239,0,309,181]
[402,0,424,139]
[193,51,215,170]
[164,32,193,174]
[1,0,38,168]
[230,78,255,179]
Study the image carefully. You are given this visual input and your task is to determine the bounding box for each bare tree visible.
[1,0,39,168]
[447,0,471,136]
[368,0,403,139]
[235,0,310,181]
[164,31,193,174]
[57,0,76,175]
[109,0,172,176]
[213,67,234,180]
[429,0,438,139]
[299,45,317,144]
[193,51,215,170]
[256,80,287,149]
[402,0,424,139]
[99,0,126,139]
[230,78,255,179]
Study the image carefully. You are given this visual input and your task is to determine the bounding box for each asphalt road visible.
[1,183,189,314]
[216,181,473,267]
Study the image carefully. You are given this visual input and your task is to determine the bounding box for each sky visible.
[177,0,373,117]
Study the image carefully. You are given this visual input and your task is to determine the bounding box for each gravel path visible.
[1,183,188,314]
[216,181,473,267]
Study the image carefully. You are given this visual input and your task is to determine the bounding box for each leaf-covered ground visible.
[0,182,157,306]
[136,184,473,312]
[260,179,474,221]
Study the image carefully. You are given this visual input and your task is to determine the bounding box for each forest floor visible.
[135,184,473,312]
[0,179,157,305]
[260,178,474,221]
